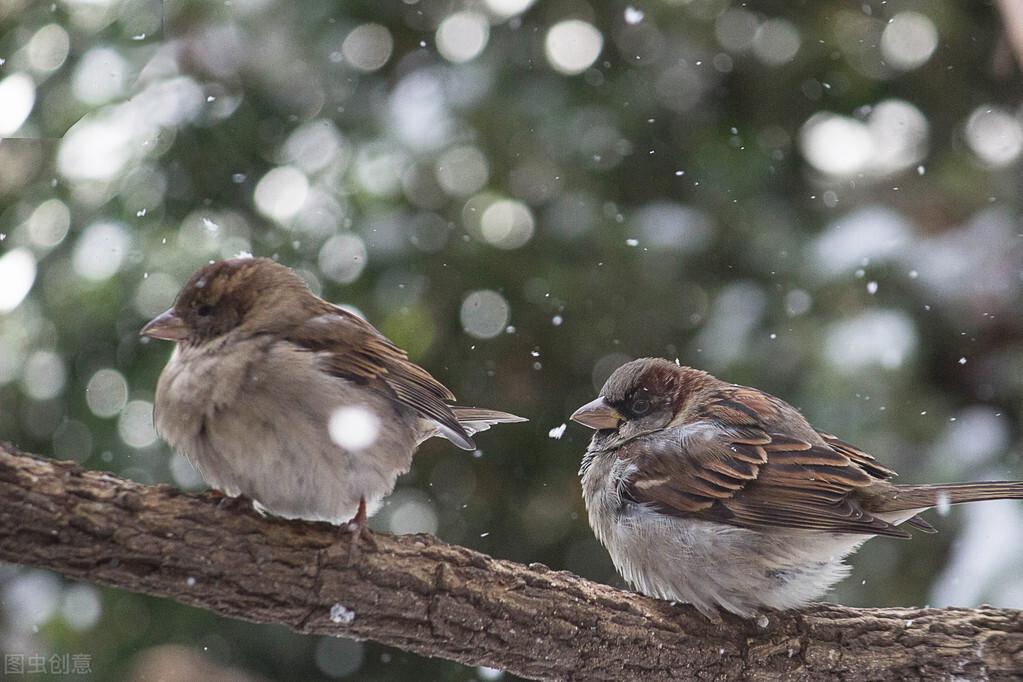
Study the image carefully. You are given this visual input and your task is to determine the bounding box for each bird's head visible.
[571,358,711,444]
[141,257,312,345]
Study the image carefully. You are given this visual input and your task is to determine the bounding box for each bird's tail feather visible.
[451,406,528,437]
[451,406,527,423]
[419,407,526,450]
[882,481,1023,512]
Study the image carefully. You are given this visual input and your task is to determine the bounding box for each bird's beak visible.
[570,397,623,430]
[141,308,188,341]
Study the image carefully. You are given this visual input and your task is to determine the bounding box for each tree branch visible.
[0,443,1020,681]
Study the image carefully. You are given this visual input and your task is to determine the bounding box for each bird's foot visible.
[209,490,253,513]
[341,497,377,565]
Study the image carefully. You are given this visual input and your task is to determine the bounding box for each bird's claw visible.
[210,490,252,513]
[342,497,377,565]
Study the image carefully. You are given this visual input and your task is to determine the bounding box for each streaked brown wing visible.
[622,431,769,514]
[817,432,899,479]
[622,392,909,538]
[285,305,470,444]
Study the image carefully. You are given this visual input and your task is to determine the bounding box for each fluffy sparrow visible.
[571,357,1023,620]
[142,257,525,529]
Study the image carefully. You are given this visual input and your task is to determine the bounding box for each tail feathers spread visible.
[421,407,526,449]
[883,481,1023,513]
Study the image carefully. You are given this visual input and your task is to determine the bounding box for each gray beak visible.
[141,307,188,341]
[570,396,623,430]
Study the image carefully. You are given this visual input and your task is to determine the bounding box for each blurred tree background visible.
[1,0,1022,679]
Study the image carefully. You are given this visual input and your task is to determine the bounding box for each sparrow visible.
[571,357,1023,620]
[142,256,525,530]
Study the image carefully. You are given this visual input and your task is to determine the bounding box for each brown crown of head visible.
[600,357,712,419]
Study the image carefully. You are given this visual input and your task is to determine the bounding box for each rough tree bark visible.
[0,443,1020,681]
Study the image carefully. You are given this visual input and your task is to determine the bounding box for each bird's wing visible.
[816,431,899,479]
[284,304,473,449]
[619,387,910,538]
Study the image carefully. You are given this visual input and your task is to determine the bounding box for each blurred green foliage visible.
[1,0,1022,679]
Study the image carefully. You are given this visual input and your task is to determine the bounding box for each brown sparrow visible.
[571,357,1023,620]
[142,257,525,529]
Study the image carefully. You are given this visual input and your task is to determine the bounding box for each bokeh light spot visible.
[341,23,393,72]
[22,351,66,400]
[318,233,368,284]
[283,119,345,175]
[715,8,759,53]
[881,12,938,71]
[825,310,918,371]
[328,406,381,451]
[58,109,136,181]
[27,24,70,73]
[72,221,131,281]
[254,166,309,222]
[484,0,535,19]
[545,20,603,75]
[314,636,365,678]
[480,199,535,249]
[71,47,128,105]
[436,145,489,197]
[436,12,490,64]
[118,400,159,449]
[460,290,510,339]
[0,73,36,135]
[86,368,129,418]
[799,113,874,176]
[0,248,37,312]
[28,199,71,247]
[386,489,439,535]
[61,584,102,631]
[965,106,1023,167]
[752,19,800,65]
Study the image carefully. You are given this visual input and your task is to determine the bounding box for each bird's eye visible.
[196,304,213,317]
[631,398,651,415]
